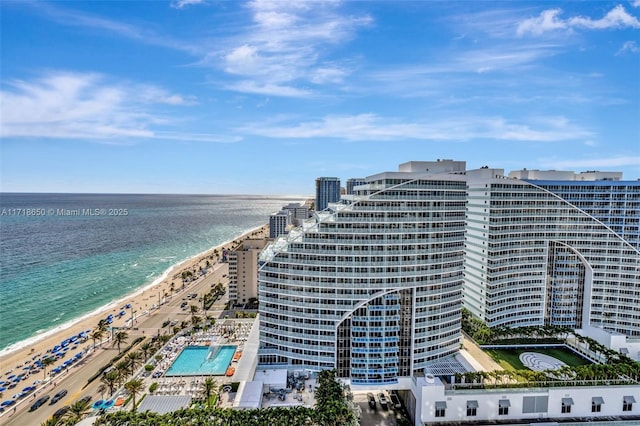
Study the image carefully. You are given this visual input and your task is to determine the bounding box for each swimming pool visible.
[165,346,236,376]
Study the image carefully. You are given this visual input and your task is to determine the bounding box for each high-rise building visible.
[464,168,640,336]
[346,178,366,195]
[282,203,310,226]
[268,210,290,239]
[259,160,640,382]
[259,160,468,384]
[228,238,268,304]
[315,177,341,211]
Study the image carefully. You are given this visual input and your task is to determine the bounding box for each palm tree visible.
[97,383,108,401]
[124,379,144,411]
[113,331,129,352]
[115,360,130,386]
[101,371,120,397]
[140,342,153,361]
[40,419,61,426]
[42,357,55,379]
[191,315,202,329]
[126,351,142,376]
[92,329,104,349]
[64,398,92,424]
[202,377,216,408]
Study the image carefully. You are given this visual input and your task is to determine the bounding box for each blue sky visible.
[1,1,639,195]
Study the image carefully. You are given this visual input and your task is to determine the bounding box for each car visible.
[29,395,50,411]
[53,405,69,418]
[389,391,402,410]
[77,396,92,405]
[378,392,388,410]
[367,392,376,409]
[50,389,68,404]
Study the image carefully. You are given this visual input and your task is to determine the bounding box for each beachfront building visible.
[315,177,341,211]
[258,160,468,384]
[281,203,310,226]
[346,178,366,195]
[508,169,639,250]
[228,239,268,305]
[268,210,290,239]
[463,167,640,337]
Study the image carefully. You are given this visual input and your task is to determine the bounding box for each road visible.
[1,263,229,426]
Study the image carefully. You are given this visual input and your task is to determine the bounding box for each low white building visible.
[412,375,639,425]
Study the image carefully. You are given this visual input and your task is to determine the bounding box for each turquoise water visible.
[165,346,236,376]
[0,193,304,353]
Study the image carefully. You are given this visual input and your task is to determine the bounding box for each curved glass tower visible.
[258,162,467,384]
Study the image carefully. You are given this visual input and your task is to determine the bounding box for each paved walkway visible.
[460,334,502,372]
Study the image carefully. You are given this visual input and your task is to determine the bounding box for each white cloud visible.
[171,0,206,9]
[0,71,235,143]
[240,113,593,143]
[225,81,312,97]
[616,40,640,55]
[208,0,371,96]
[517,5,640,36]
[633,0,640,8]
[542,156,640,169]
[33,2,199,54]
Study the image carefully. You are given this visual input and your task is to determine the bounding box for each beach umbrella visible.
[22,386,35,392]
[1,400,15,407]
[0,387,6,392]
[7,375,15,379]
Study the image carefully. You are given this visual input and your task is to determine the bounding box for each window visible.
[592,397,604,413]
[561,398,573,414]
[623,396,636,412]
[435,401,446,418]
[498,399,510,415]
[466,400,478,416]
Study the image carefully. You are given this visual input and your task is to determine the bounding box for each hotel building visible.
[268,210,290,239]
[464,168,640,336]
[259,161,639,375]
[228,238,268,304]
[259,161,468,384]
[315,177,341,211]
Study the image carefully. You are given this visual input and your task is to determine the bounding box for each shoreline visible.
[0,223,269,370]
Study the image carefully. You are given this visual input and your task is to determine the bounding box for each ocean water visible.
[0,193,302,353]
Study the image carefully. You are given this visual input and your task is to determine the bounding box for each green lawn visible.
[486,347,590,371]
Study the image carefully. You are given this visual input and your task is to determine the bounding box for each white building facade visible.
[258,160,468,384]
[414,375,639,424]
[463,168,640,336]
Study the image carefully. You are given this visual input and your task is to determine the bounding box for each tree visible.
[124,379,144,411]
[101,371,120,397]
[97,383,107,401]
[140,341,153,361]
[113,331,129,352]
[126,351,142,376]
[64,398,92,424]
[92,329,104,349]
[42,357,55,379]
[115,360,130,386]
[201,378,217,408]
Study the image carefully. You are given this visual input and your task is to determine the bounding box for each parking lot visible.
[353,391,408,426]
